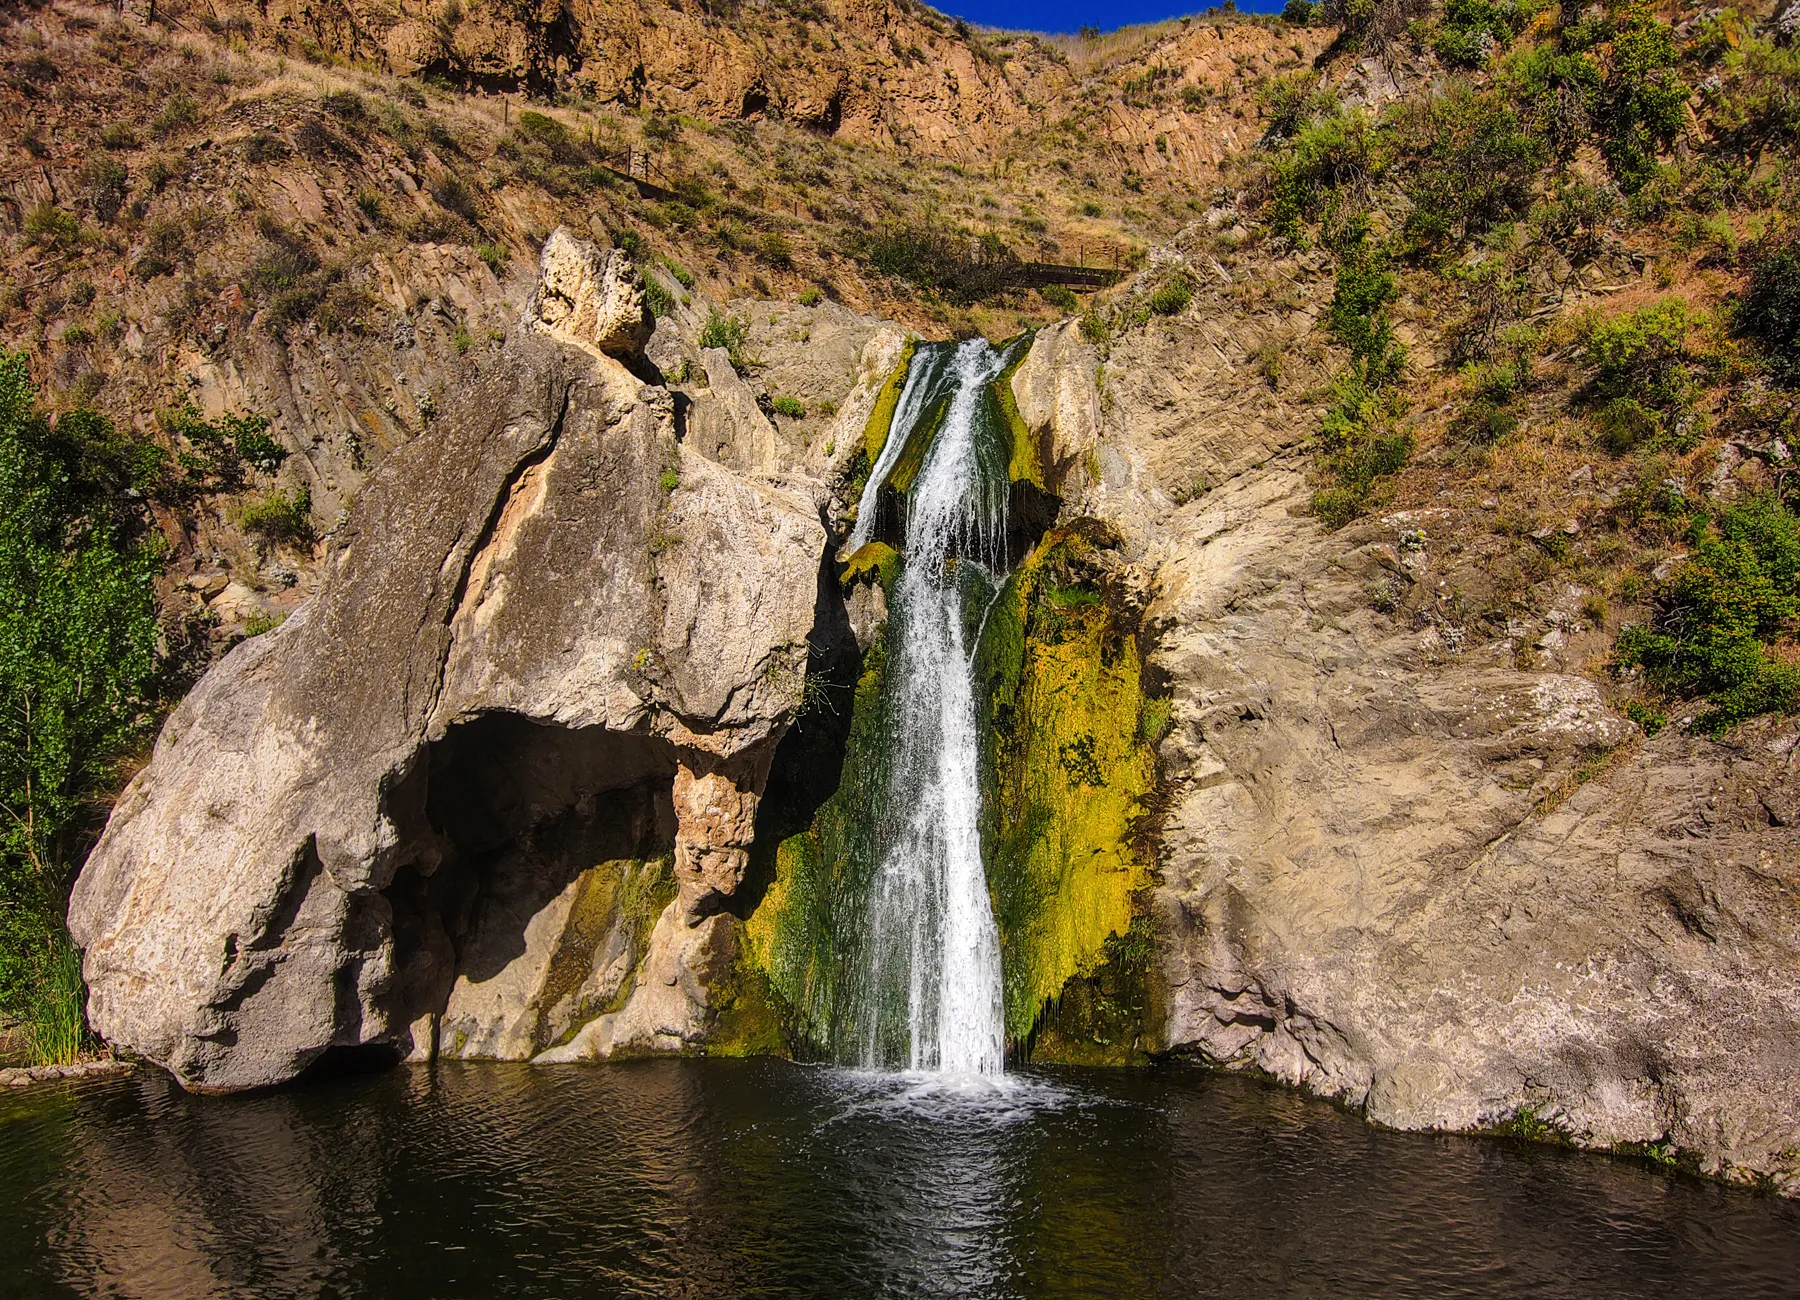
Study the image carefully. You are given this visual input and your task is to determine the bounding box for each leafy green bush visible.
[1739,232,1800,383]
[1265,111,1383,242]
[1433,0,1534,67]
[1311,369,1413,525]
[240,487,313,544]
[1592,396,1660,455]
[1282,0,1317,24]
[1039,284,1078,312]
[772,394,807,418]
[158,403,282,492]
[758,231,794,267]
[0,354,162,1060]
[1260,73,1338,140]
[1398,80,1545,253]
[1147,275,1192,316]
[23,204,81,248]
[1328,225,1406,382]
[477,242,509,274]
[1582,297,1693,407]
[798,286,824,306]
[151,92,198,139]
[642,274,674,319]
[1616,496,1800,730]
[699,310,751,369]
[854,221,1019,303]
[1506,1,1687,192]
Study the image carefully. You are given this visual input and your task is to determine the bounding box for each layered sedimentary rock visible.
[69,232,825,1090]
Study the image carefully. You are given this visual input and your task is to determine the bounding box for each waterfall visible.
[849,337,1019,1077]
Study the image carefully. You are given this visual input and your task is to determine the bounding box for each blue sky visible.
[934,0,1286,35]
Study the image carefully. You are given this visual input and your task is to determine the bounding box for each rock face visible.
[69,233,825,1090]
[1005,240,1800,1194]
[1147,468,1800,1193]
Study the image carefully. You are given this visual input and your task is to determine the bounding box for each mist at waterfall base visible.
[7,1060,1800,1299]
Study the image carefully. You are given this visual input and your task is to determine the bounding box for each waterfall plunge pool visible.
[5,1058,1798,1299]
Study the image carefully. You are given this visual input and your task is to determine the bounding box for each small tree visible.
[0,353,162,1061]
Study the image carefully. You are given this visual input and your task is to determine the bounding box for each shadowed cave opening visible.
[377,714,680,1062]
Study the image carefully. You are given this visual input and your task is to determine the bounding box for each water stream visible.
[846,338,1020,1076]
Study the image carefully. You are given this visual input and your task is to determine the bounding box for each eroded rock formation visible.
[70,231,824,1089]
[1000,239,1800,1195]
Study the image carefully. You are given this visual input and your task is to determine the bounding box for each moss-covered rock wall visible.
[971,520,1164,1063]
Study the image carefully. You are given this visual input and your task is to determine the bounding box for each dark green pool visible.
[3,1059,1796,1298]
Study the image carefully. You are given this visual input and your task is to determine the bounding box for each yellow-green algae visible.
[840,541,902,592]
[542,854,676,1049]
[972,519,1162,1060]
[735,634,894,1058]
[861,340,917,463]
[991,337,1043,491]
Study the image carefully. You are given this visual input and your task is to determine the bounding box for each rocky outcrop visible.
[1147,467,1800,1193]
[68,233,826,1090]
[1034,231,1800,1193]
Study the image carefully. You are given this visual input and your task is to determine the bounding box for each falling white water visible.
[855,338,1014,1077]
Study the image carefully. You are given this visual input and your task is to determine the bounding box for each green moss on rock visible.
[741,635,893,1057]
[861,340,917,463]
[973,520,1163,1055]
[841,541,902,593]
[992,338,1043,491]
[708,931,795,1057]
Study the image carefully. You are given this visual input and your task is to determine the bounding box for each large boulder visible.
[69,233,825,1090]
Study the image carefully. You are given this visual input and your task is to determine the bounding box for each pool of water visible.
[4,1058,1796,1298]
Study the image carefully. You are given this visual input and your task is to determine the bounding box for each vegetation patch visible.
[1615,495,1799,731]
[971,520,1163,1055]
[0,355,164,1065]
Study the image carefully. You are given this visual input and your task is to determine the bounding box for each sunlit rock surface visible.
[70,233,824,1090]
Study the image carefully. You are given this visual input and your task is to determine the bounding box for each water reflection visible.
[4,1060,1798,1299]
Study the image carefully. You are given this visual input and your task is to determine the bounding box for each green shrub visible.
[240,486,313,544]
[1039,284,1078,312]
[662,257,696,289]
[1327,224,1407,383]
[1147,274,1191,316]
[1582,297,1692,408]
[758,231,794,267]
[1265,111,1383,242]
[23,204,80,248]
[158,403,280,490]
[642,274,674,319]
[243,130,288,164]
[1398,80,1545,253]
[1593,396,1659,455]
[1433,0,1533,66]
[513,109,582,165]
[1282,0,1317,24]
[99,122,137,150]
[0,354,162,1057]
[854,221,1019,304]
[1739,232,1800,383]
[698,309,751,368]
[772,394,807,418]
[322,89,365,120]
[1615,495,1800,730]
[798,285,824,306]
[151,92,198,139]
